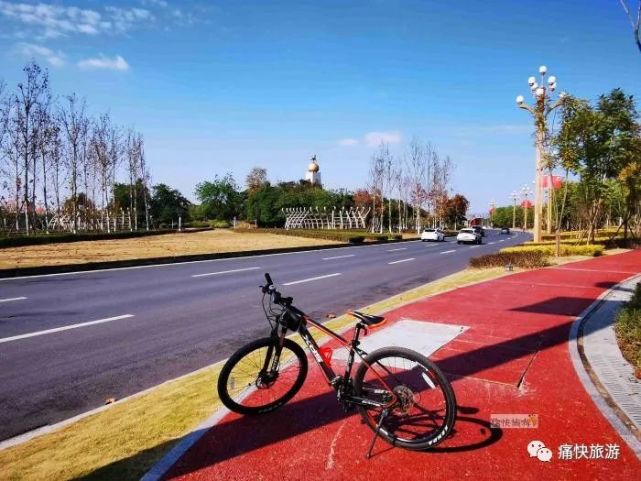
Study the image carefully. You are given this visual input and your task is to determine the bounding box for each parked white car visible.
[421,228,445,242]
[457,228,482,245]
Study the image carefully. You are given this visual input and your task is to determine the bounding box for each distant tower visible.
[305,155,322,186]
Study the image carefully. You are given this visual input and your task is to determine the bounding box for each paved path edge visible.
[569,273,641,458]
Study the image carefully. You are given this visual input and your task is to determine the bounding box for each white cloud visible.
[338,138,359,147]
[16,42,65,67]
[0,1,154,38]
[363,130,402,146]
[78,54,129,71]
[141,0,169,7]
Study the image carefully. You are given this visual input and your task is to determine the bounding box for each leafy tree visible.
[195,173,243,220]
[443,194,469,229]
[554,89,640,241]
[150,183,191,226]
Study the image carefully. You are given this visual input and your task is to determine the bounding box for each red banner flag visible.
[541,175,563,189]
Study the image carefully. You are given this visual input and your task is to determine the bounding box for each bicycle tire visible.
[217,337,308,415]
[353,346,456,450]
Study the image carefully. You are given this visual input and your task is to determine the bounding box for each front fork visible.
[263,324,288,375]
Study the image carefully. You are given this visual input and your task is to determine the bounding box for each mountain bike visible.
[217,273,457,457]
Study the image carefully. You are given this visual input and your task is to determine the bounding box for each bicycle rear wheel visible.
[217,337,308,415]
[353,347,456,450]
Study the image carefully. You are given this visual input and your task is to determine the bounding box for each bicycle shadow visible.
[167,393,500,478]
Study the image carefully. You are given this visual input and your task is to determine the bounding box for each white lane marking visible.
[440,250,456,254]
[0,241,423,282]
[388,258,415,265]
[0,296,27,303]
[499,240,505,243]
[387,247,407,252]
[191,266,260,278]
[0,314,134,344]
[488,242,496,245]
[470,245,480,249]
[322,254,355,261]
[283,273,341,286]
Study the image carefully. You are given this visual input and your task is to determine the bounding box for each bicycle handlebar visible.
[261,272,293,307]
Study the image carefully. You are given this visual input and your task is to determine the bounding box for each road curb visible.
[569,273,641,458]
[0,238,420,279]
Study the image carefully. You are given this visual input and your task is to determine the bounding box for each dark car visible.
[500,227,511,235]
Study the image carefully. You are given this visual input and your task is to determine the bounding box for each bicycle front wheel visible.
[353,347,456,450]
[217,337,308,415]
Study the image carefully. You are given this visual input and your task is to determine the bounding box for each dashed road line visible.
[322,254,355,261]
[387,248,407,252]
[283,273,342,286]
[440,250,456,254]
[192,267,260,278]
[0,296,27,303]
[388,258,415,265]
[0,314,135,344]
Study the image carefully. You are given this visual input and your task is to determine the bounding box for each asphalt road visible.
[0,229,528,441]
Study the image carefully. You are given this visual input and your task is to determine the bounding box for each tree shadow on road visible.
[77,295,618,480]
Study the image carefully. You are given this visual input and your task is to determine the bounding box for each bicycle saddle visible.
[350,311,386,326]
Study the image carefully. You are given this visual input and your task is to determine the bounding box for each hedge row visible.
[0,229,175,248]
[540,229,621,241]
[234,228,402,244]
[469,251,549,269]
[500,244,604,257]
[524,236,619,246]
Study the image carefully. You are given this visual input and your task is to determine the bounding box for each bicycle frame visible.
[271,305,398,411]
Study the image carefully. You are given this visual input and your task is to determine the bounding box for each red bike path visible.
[163,251,641,481]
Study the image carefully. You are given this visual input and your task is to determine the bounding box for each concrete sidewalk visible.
[152,251,641,481]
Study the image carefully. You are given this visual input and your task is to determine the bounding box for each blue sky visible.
[1,0,639,213]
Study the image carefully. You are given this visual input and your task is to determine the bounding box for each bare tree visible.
[59,94,88,233]
[125,129,139,230]
[382,147,397,233]
[138,135,151,230]
[47,122,64,219]
[11,61,50,234]
[407,137,427,233]
[246,166,268,190]
[36,111,57,232]
[368,146,386,233]
[620,0,641,53]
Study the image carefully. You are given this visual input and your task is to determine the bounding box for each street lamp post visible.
[489,200,496,228]
[511,191,518,230]
[521,185,532,231]
[516,65,566,243]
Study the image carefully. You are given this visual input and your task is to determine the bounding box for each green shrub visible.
[186,221,209,228]
[388,234,402,240]
[469,251,549,269]
[615,283,641,372]
[209,220,231,228]
[365,234,388,242]
[234,228,399,244]
[0,229,175,249]
[501,244,604,257]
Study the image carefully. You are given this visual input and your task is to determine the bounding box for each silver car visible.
[457,228,482,245]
